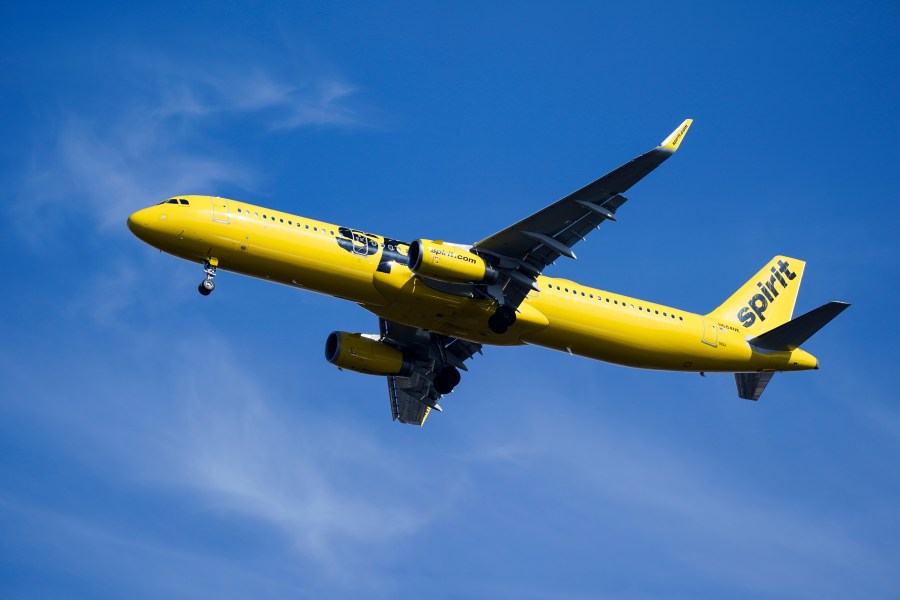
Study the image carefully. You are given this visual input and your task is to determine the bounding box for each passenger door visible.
[211,197,230,224]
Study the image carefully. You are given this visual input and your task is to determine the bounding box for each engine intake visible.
[325,331,413,377]
[408,239,498,284]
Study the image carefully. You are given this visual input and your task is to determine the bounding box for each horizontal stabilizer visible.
[735,371,774,401]
[749,301,850,351]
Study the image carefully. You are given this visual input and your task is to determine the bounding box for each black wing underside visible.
[377,121,693,425]
[381,318,482,426]
[474,119,692,309]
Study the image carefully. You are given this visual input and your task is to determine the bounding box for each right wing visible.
[474,119,692,308]
[380,318,483,426]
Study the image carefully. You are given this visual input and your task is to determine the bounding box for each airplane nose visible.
[127,207,152,238]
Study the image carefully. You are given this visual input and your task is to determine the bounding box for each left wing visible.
[380,318,482,426]
[474,119,692,308]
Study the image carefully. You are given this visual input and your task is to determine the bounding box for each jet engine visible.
[408,239,499,285]
[325,331,413,376]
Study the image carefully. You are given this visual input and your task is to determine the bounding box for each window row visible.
[546,283,684,321]
[235,207,335,235]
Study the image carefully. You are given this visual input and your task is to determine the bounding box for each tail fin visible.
[707,256,806,336]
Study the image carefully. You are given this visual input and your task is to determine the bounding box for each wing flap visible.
[388,378,432,426]
[382,318,482,426]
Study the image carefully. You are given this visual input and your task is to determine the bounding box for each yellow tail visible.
[707,256,806,336]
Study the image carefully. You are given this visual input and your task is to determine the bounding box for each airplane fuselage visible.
[127,195,818,374]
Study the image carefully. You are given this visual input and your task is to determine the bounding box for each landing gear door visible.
[702,317,719,348]
[211,198,230,224]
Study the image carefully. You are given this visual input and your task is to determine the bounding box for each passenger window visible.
[314,227,318,231]
[237,208,242,213]
[288,221,292,225]
[280,218,284,223]
[305,225,309,229]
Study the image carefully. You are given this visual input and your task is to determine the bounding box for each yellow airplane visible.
[127,120,848,425]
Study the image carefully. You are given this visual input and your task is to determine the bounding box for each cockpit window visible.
[167,199,178,204]
[179,199,189,205]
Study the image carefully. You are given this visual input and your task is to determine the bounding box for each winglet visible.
[659,119,693,153]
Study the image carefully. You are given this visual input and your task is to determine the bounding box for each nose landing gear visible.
[198,258,218,296]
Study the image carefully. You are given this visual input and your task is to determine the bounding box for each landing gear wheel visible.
[488,305,517,334]
[199,279,215,295]
[433,366,461,395]
[198,258,218,296]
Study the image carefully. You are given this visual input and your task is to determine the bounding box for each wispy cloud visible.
[485,406,896,599]
[0,330,451,591]
[12,50,369,242]
[159,360,437,570]
[146,61,365,129]
[0,498,301,599]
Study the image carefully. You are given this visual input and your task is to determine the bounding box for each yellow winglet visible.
[659,118,693,152]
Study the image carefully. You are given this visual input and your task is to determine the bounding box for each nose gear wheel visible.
[198,259,218,296]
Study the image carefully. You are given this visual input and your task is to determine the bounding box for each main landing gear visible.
[198,258,218,296]
[433,365,461,395]
[488,305,517,334]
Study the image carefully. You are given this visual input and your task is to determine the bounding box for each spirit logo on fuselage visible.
[737,259,797,328]
[336,227,409,273]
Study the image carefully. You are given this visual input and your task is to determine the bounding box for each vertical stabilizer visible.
[707,256,806,336]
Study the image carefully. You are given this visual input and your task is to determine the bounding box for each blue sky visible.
[2,2,899,598]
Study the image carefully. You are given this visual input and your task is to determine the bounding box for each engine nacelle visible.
[325,331,413,376]
[408,239,498,284]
